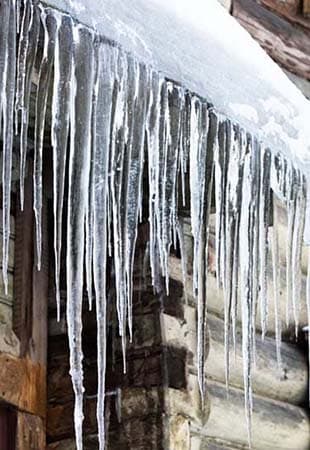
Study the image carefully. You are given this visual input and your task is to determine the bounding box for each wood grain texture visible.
[233,0,310,79]
[16,411,45,450]
[260,0,310,30]
[0,352,46,417]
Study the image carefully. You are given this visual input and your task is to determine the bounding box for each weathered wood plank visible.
[233,0,310,79]
[0,352,46,417]
[16,411,45,450]
[13,175,34,355]
[195,381,310,450]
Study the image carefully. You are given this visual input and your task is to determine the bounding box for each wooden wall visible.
[46,212,310,449]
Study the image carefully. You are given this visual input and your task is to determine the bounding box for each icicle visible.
[109,49,127,350]
[124,60,149,341]
[17,2,40,210]
[270,199,282,368]
[159,83,182,293]
[34,8,57,271]
[2,0,16,294]
[258,148,271,340]
[176,218,188,302]
[223,121,239,389]
[15,0,31,136]
[214,115,227,290]
[291,171,306,337]
[51,13,74,321]
[66,24,95,450]
[196,108,217,399]
[239,132,254,447]
[0,0,10,138]
[92,42,115,450]
[146,70,162,291]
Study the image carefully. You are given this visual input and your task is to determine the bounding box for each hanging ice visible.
[0,1,309,450]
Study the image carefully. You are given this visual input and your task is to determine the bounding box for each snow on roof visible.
[44,0,310,237]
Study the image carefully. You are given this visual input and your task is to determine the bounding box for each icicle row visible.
[0,3,309,450]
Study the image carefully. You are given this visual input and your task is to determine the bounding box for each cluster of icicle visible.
[0,0,309,448]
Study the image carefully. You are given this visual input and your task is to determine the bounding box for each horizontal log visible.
[190,435,242,450]
[0,352,46,417]
[162,307,307,404]
[194,380,310,450]
[206,314,307,405]
[233,0,310,79]
[168,254,309,333]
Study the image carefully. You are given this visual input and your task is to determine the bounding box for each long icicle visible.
[18,1,40,210]
[2,0,16,294]
[51,13,73,321]
[66,24,95,450]
[92,42,115,450]
[34,7,57,271]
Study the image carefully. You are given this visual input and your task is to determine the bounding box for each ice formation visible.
[0,0,309,449]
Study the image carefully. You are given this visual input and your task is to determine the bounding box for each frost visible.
[0,1,309,449]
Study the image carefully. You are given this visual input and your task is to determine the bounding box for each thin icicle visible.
[66,24,95,450]
[258,148,271,340]
[176,218,188,302]
[285,164,296,328]
[239,132,254,448]
[0,0,10,140]
[196,108,217,399]
[124,60,149,342]
[291,171,307,337]
[223,121,240,389]
[34,8,57,271]
[214,115,227,290]
[110,49,128,351]
[146,70,162,291]
[17,2,40,210]
[270,200,282,368]
[15,0,31,136]
[92,43,115,450]
[51,13,73,321]
[2,0,16,294]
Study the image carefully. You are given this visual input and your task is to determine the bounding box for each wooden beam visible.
[16,411,45,450]
[304,0,310,16]
[260,0,310,31]
[0,352,46,417]
[233,0,310,80]
[13,174,34,356]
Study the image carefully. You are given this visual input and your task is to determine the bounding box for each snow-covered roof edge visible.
[43,0,310,167]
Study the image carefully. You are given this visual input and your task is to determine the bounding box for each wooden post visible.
[304,0,310,16]
[12,168,50,449]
